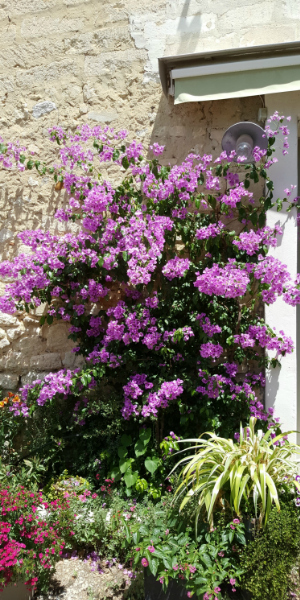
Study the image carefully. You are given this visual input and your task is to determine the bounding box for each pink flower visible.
[147,545,155,553]
[218,551,224,557]
[141,558,149,567]
[232,518,240,524]
[92,493,97,499]
[187,593,193,598]
[230,524,235,530]
[214,588,221,593]
[230,578,236,586]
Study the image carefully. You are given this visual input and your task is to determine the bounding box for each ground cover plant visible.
[0,111,300,595]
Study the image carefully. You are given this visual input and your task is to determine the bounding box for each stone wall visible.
[0,0,299,388]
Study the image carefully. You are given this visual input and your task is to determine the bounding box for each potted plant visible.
[173,417,300,528]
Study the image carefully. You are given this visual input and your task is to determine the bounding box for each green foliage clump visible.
[240,501,300,600]
[44,470,90,501]
[174,417,299,528]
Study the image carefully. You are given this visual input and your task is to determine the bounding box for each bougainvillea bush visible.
[0,112,298,487]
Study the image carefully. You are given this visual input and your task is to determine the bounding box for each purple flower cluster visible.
[196,313,222,337]
[194,262,249,298]
[234,324,293,358]
[200,342,223,359]
[197,365,267,419]
[195,222,224,240]
[232,225,283,255]
[162,257,191,280]
[122,375,183,419]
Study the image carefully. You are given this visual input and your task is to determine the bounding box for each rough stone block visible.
[62,351,85,369]
[30,353,62,370]
[16,336,45,355]
[0,229,14,243]
[0,313,17,327]
[15,60,78,89]
[6,327,24,342]
[21,371,48,386]
[84,49,146,76]
[1,0,57,16]
[21,17,84,38]
[32,101,57,119]
[0,329,6,339]
[46,323,73,352]
[32,303,48,317]
[23,316,40,326]
[0,352,30,373]
[87,111,119,123]
[0,338,10,351]
[0,373,19,390]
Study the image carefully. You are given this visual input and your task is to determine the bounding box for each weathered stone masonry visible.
[0,0,299,388]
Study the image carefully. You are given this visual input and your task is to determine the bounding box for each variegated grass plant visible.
[172,417,300,528]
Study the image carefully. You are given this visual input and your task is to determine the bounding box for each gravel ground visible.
[33,559,143,600]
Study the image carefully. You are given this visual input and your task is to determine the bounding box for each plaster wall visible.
[0,0,299,386]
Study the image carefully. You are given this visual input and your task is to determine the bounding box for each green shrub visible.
[44,470,90,502]
[240,501,300,600]
[173,417,300,527]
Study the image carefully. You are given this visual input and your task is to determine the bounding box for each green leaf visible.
[235,531,246,545]
[119,458,132,474]
[124,471,139,488]
[120,434,132,447]
[118,446,128,459]
[122,156,130,169]
[145,458,160,474]
[163,557,172,570]
[134,440,147,457]
[139,428,151,445]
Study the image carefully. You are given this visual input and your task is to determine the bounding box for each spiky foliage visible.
[173,417,300,527]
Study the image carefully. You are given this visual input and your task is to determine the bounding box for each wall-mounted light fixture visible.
[221,121,268,163]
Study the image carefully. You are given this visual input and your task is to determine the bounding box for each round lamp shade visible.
[221,121,268,163]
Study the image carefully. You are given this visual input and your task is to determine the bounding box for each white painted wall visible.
[265,92,300,441]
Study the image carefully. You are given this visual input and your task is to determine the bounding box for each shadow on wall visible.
[166,0,216,59]
[175,0,201,57]
[148,94,262,164]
